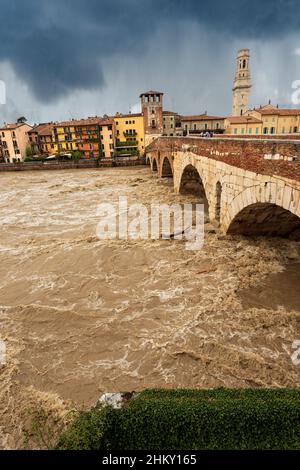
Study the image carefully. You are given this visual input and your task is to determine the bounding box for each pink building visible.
[0,122,33,163]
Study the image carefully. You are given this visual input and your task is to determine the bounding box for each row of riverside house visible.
[2,93,300,164]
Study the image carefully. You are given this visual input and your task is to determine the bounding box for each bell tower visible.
[140,90,164,146]
[232,49,252,116]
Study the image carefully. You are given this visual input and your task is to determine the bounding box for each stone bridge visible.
[145,137,300,239]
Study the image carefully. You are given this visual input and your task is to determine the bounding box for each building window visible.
[294,127,298,133]
[248,128,252,134]
[241,128,245,134]
[270,127,275,134]
[263,127,268,134]
[281,127,285,134]
[233,128,237,134]
[194,124,197,130]
[126,121,128,125]
[152,120,156,127]
[256,128,259,134]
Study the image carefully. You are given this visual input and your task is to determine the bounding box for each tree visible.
[17,116,27,124]
[71,150,82,162]
[26,145,33,157]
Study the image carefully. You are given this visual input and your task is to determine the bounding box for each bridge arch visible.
[161,157,173,178]
[225,183,300,239]
[151,158,158,172]
[215,181,222,225]
[179,164,209,214]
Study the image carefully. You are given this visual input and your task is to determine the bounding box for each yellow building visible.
[28,123,58,155]
[225,116,263,135]
[226,104,300,136]
[113,113,145,156]
[248,105,300,135]
[181,114,225,135]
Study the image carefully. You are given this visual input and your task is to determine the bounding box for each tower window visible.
[152,120,156,127]
[243,59,246,68]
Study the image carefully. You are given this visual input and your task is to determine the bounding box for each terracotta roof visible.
[113,113,143,119]
[140,90,164,97]
[29,123,52,134]
[53,117,114,128]
[259,108,300,116]
[181,115,225,122]
[163,111,178,116]
[226,116,262,124]
[0,122,32,131]
[38,124,54,136]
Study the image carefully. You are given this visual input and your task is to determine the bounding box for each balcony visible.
[116,140,138,148]
[123,131,137,138]
[114,148,139,157]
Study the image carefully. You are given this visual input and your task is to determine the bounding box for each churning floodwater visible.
[0,167,300,449]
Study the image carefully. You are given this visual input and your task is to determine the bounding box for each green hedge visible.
[56,388,300,450]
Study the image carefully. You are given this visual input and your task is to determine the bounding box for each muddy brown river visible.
[0,167,300,449]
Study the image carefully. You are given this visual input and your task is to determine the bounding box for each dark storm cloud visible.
[0,0,299,102]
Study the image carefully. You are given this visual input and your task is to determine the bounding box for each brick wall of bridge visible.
[146,136,300,182]
[146,137,300,237]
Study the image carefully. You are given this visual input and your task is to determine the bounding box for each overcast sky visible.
[0,0,300,124]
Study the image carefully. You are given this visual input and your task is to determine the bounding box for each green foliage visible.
[114,149,139,157]
[26,146,33,157]
[116,141,138,147]
[24,407,71,450]
[56,405,115,450]
[71,150,83,162]
[56,389,300,450]
[24,156,45,162]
